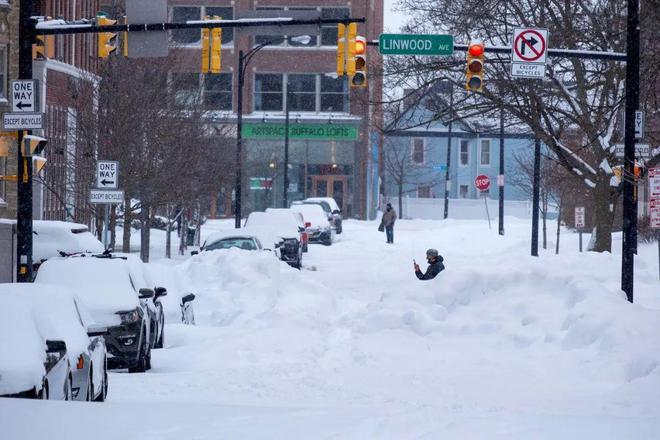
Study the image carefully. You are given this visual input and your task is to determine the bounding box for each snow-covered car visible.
[196,231,264,252]
[291,204,334,246]
[116,253,166,350]
[295,197,343,234]
[0,283,109,401]
[246,210,304,268]
[35,255,154,373]
[0,295,71,400]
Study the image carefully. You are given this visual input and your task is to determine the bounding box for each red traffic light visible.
[468,43,484,57]
[355,36,366,55]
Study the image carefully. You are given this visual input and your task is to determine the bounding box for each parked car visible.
[291,204,334,246]
[0,283,109,401]
[117,253,166,350]
[295,197,343,234]
[245,210,304,268]
[195,231,264,253]
[0,295,71,400]
[35,254,154,373]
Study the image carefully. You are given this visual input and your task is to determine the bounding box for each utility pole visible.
[443,81,453,219]
[622,0,640,303]
[283,87,291,208]
[498,105,505,236]
[531,135,541,257]
[234,50,245,229]
[16,1,35,282]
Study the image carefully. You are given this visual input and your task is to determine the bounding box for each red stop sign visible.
[475,174,490,191]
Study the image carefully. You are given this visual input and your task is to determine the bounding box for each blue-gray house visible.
[383,87,537,218]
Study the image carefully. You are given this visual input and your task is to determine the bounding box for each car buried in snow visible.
[0,283,109,401]
[35,254,154,373]
[245,210,304,268]
[293,197,343,234]
[290,203,334,246]
[0,296,72,400]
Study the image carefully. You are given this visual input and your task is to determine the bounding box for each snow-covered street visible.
[2,218,659,439]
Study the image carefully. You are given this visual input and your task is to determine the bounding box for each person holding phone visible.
[414,249,444,280]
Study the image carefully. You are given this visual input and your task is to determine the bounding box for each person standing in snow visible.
[380,203,397,244]
[414,249,445,280]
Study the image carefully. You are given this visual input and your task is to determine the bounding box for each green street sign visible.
[379,34,454,56]
[242,123,358,141]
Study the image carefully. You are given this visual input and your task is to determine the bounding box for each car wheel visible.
[65,375,73,401]
[155,319,164,349]
[128,337,147,373]
[145,346,152,370]
[40,380,49,400]
[94,364,108,402]
[86,370,93,401]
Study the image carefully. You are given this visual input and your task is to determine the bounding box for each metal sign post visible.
[91,161,123,249]
[575,206,585,252]
[475,175,491,230]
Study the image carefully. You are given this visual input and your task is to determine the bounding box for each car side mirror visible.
[87,325,109,337]
[181,293,195,304]
[274,242,282,249]
[190,250,199,256]
[155,286,167,298]
[138,288,154,299]
[46,340,67,354]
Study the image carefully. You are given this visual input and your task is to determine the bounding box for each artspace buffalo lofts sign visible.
[242,123,358,141]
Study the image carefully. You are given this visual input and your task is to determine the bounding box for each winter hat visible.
[426,248,439,258]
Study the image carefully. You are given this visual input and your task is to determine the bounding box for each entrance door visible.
[311,175,347,213]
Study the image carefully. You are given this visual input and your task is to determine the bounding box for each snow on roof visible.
[290,204,330,227]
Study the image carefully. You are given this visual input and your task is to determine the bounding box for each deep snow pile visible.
[1,218,659,439]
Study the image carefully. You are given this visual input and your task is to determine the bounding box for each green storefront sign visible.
[379,34,454,56]
[242,123,358,141]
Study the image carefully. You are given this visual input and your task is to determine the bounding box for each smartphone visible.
[413,259,417,265]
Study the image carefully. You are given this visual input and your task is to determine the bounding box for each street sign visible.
[497,174,505,187]
[10,80,40,113]
[96,161,119,189]
[614,143,650,158]
[2,113,44,130]
[90,189,124,204]
[378,34,454,56]
[635,111,644,139]
[511,28,548,79]
[575,206,586,228]
[474,174,490,192]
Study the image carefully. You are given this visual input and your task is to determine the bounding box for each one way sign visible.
[11,80,40,113]
[97,160,119,189]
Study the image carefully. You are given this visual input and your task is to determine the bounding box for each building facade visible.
[166,0,383,219]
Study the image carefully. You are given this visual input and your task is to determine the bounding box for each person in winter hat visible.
[380,203,397,243]
[414,248,445,280]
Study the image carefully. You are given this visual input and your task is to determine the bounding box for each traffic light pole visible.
[621,0,640,303]
[235,49,245,229]
[498,105,505,236]
[531,135,541,257]
[16,1,35,282]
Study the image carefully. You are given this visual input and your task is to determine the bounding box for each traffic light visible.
[201,16,222,74]
[351,36,367,88]
[33,35,55,60]
[346,23,358,76]
[465,42,485,92]
[97,15,118,58]
[22,135,47,157]
[336,23,346,77]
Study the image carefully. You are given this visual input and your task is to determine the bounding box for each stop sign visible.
[474,174,490,191]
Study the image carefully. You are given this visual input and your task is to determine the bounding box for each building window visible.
[171,73,201,107]
[411,138,424,164]
[0,46,6,100]
[417,185,431,198]
[171,6,234,45]
[254,73,348,113]
[321,8,350,45]
[459,185,468,198]
[287,8,318,47]
[204,73,232,110]
[255,7,285,46]
[460,140,469,166]
[480,139,491,166]
[320,76,348,112]
[255,74,283,111]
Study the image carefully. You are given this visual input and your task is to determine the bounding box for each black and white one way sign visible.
[11,80,39,113]
[97,161,119,189]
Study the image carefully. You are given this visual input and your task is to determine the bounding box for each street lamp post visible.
[283,87,291,208]
[443,80,454,219]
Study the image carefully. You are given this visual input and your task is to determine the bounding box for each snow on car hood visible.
[0,297,47,396]
[0,284,92,365]
[35,257,140,326]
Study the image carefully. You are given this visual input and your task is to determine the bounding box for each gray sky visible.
[383,0,407,33]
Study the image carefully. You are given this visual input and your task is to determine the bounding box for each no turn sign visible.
[511,28,548,79]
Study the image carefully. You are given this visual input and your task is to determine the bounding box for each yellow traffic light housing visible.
[351,36,367,88]
[97,15,118,58]
[201,16,222,74]
[22,135,47,157]
[465,42,485,92]
[346,23,358,76]
[33,35,55,60]
[336,23,346,77]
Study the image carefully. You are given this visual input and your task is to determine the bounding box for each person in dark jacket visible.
[414,248,445,280]
[380,203,397,243]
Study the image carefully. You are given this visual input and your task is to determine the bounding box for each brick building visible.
[0,1,100,224]
[165,0,384,219]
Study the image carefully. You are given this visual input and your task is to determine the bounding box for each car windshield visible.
[304,201,331,213]
[205,238,257,251]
